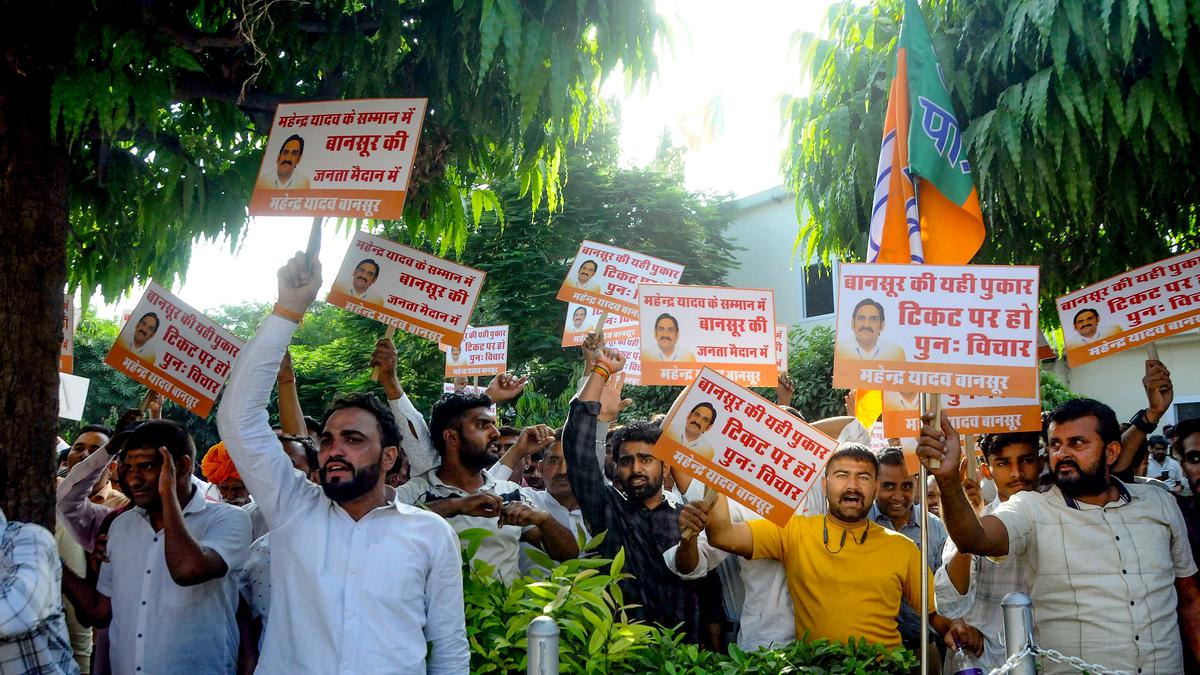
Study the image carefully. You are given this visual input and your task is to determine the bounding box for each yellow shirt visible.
[748,514,931,647]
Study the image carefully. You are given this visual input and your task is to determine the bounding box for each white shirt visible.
[934,498,1031,669]
[237,534,271,621]
[681,433,714,460]
[396,468,536,585]
[217,315,469,674]
[57,441,119,552]
[662,500,794,649]
[991,480,1197,674]
[1146,455,1184,491]
[242,499,269,540]
[97,477,251,675]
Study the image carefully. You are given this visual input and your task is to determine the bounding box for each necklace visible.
[822,516,869,554]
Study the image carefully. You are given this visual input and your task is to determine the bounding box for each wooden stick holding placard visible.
[369,326,397,382]
[593,310,607,342]
[1148,342,1160,362]
[917,391,940,675]
[680,486,718,540]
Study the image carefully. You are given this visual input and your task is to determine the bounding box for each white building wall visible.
[1051,331,1200,425]
[724,186,835,331]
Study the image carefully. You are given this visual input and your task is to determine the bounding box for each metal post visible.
[918,393,941,674]
[1001,592,1036,675]
[527,615,560,675]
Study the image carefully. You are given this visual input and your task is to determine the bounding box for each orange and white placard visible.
[560,303,638,347]
[443,326,508,377]
[1056,249,1200,367]
[328,231,485,347]
[61,292,76,374]
[104,283,244,418]
[882,389,1041,438]
[248,98,427,219]
[607,337,642,386]
[774,325,789,372]
[832,264,1040,398]
[555,241,684,321]
[652,368,838,526]
[639,284,777,387]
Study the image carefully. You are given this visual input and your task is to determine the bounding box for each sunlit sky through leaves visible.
[99,0,834,317]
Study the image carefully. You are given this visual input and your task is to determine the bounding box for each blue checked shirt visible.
[0,510,79,675]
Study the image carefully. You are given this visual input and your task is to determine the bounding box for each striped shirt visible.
[934,498,1031,669]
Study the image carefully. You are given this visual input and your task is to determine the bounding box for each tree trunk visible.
[0,48,70,528]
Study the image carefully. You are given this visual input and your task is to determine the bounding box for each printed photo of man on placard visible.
[255,134,311,189]
[647,312,696,362]
[121,311,161,365]
[567,258,604,293]
[332,258,383,305]
[676,402,717,459]
[1068,307,1122,347]
[836,298,907,361]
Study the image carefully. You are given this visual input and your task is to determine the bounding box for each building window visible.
[802,263,834,318]
[1173,401,1200,426]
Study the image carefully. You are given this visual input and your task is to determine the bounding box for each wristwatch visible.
[1130,408,1158,434]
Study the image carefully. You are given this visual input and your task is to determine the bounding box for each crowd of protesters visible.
[2,252,1197,674]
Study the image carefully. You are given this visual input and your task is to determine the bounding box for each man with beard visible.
[563,347,718,643]
[396,394,578,584]
[60,420,252,675]
[836,298,906,361]
[699,443,979,653]
[919,398,1200,674]
[935,431,1041,671]
[216,251,468,673]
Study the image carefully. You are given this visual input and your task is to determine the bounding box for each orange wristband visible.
[272,303,305,325]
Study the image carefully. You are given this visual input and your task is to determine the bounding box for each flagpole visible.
[919,392,940,675]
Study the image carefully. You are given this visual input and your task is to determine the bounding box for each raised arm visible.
[494,424,555,475]
[562,347,626,533]
[371,336,440,476]
[217,252,321,529]
[704,494,754,558]
[1115,359,1172,473]
[275,350,308,437]
[917,414,1010,557]
[56,437,119,551]
[157,450,251,586]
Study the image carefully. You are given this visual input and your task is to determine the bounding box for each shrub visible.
[459,529,917,673]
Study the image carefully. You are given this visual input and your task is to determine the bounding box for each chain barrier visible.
[987,644,1129,675]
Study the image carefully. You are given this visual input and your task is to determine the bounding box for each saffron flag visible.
[866,0,985,265]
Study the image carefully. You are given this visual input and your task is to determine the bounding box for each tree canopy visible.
[57,0,662,300]
[782,0,1200,315]
[4,0,661,524]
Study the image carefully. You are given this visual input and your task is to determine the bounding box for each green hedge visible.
[459,529,916,673]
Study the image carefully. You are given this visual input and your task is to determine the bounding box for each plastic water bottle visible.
[948,645,985,675]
